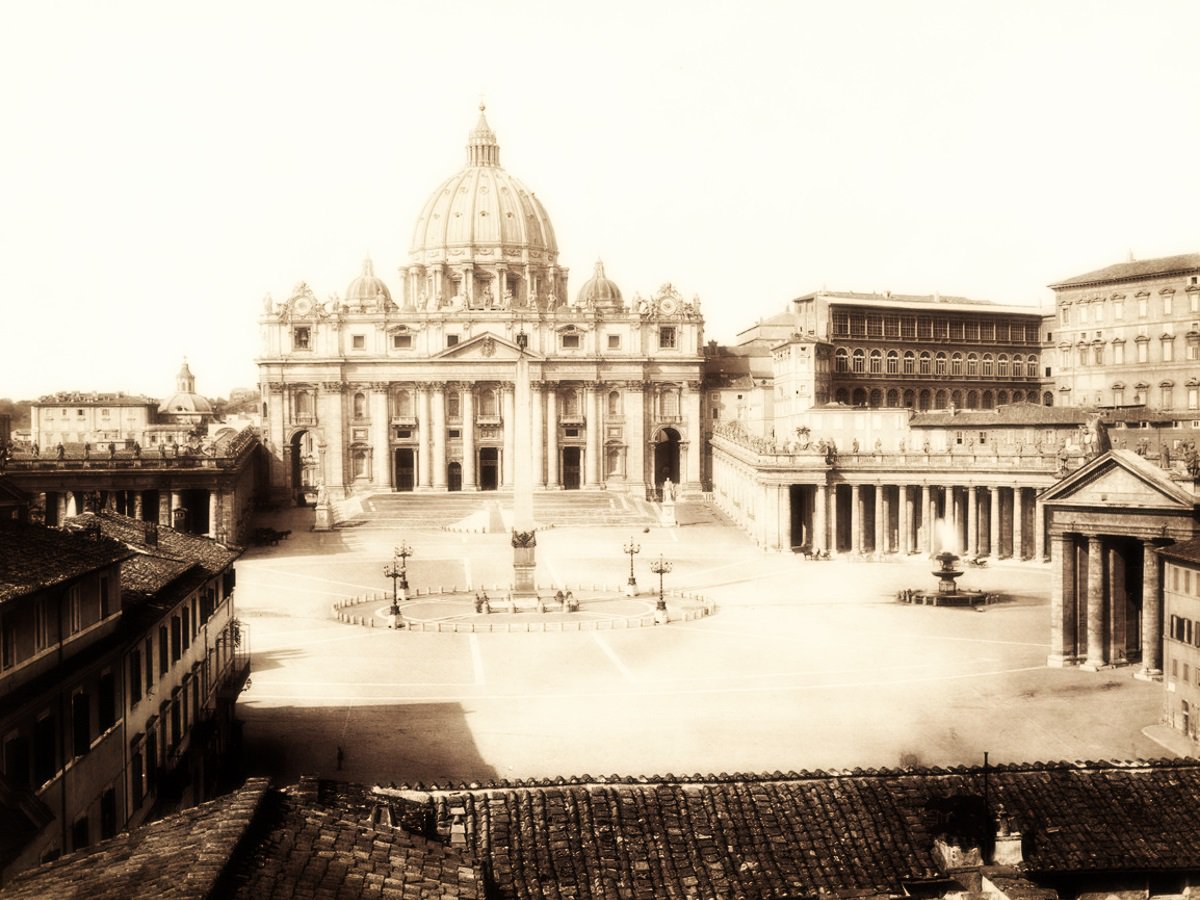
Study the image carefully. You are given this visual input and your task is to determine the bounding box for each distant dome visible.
[577,259,623,311]
[159,360,213,416]
[346,257,392,307]
[409,105,558,266]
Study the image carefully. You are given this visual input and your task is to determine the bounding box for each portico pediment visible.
[1041,449,1198,512]
[433,332,544,362]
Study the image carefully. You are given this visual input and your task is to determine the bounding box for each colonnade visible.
[38,488,224,539]
[1049,532,1164,677]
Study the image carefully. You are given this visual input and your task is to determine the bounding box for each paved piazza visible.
[236,503,1165,788]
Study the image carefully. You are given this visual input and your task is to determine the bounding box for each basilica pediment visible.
[433,332,544,362]
[1041,450,1198,511]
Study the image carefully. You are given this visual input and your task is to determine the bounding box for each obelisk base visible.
[512,541,537,599]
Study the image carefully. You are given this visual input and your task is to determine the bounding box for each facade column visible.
[828,484,839,554]
[813,484,827,553]
[546,386,560,488]
[1048,534,1078,666]
[684,380,703,489]
[625,382,646,496]
[320,383,345,497]
[923,484,934,554]
[850,484,862,554]
[501,381,515,488]
[531,381,545,488]
[1012,487,1025,560]
[432,383,447,490]
[371,384,391,492]
[1140,541,1163,678]
[416,384,431,489]
[1033,498,1046,562]
[874,484,885,556]
[208,491,219,539]
[1083,535,1106,670]
[899,485,911,555]
[988,486,1001,557]
[462,386,477,490]
[584,383,600,488]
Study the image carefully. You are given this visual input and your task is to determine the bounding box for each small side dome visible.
[576,259,623,311]
[346,257,392,307]
[158,359,213,416]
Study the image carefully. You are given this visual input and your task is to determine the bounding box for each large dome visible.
[409,106,558,266]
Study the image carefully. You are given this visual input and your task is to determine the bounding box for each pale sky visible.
[3,1,1198,401]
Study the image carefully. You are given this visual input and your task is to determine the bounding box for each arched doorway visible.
[654,428,681,493]
[290,430,319,505]
[447,461,462,492]
[394,448,415,491]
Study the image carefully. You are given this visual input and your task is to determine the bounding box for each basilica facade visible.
[257,108,705,505]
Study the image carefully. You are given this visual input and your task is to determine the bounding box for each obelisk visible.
[510,333,537,597]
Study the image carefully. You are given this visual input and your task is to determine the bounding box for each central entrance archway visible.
[653,427,681,493]
[394,448,415,491]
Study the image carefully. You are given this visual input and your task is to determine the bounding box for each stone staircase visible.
[335,491,659,532]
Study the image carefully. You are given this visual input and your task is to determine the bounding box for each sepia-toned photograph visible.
[2,1,1200,896]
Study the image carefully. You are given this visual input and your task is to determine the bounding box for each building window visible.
[997,354,1009,377]
[659,326,677,349]
[852,349,865,374]
[68,587,82,634]
[130,650,142,704]
[832,311,849,336]
[392,389,413,418]
[480,388,498,417]
[608,334,621,350]
[34,599,51,651]
[446,334,459,347]
[352,448,369,480]
[983,354,994,377]
[1093,345,1104,366]
[145,636,154,691]
[1164,293,1175,316]
[1137,341,1149,363]
[903,351,915,375]
[1163,338,1175,362]
[1114,342,1125,365]
[447,391,460,419]
[98,671,115,731]
[966,354,978,376]
[170,617,181,663]
[392,333,412,349]
[901,317,917,339]
[919,352,931,375]
[561,333,581,349]
[71,817,89,851]
[951,353,963,376]
[934,353,946,376]
[886,350,898,374]
[660,389,680,418]
[1138,296,1148,317]
[181,608,190,651]
[292,327,310,351]
[351,334,365,350]
[1113,389,1124,406]
[1113,299,1124,320]
[835,349,849,373]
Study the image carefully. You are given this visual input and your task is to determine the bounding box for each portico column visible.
[1140,541,1163,678]
[1083,535,1107,670]
[584,383,600,488]
[813,484,827,553]
[874,484,885,556]
[546,387,560,488]
[371,384,391,491]
[501,381,515,488]
[988,486,1001,557]
[462,387,477,490]
[850,484,862,554]
[1033,498,1046,562]
[531,381,545,488]
[899,485,911,555]
[208,491,219,538]
[432,383,447,490]
[417,384,431,489]
[1048,534,1078,666]
[1013,488,1025,560]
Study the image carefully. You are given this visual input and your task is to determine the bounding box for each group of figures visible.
[471,590,578,614]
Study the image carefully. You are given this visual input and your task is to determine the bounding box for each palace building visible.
[257,107,705,507]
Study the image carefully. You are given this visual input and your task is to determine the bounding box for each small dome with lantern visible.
[345,257,392,308]
[576,259,624,311]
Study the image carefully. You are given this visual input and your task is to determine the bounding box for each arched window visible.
[869,349,882,374]
[607,390,621,416]
[1042,391,1054,407]
[392,389,412,418]
[997,390,1009,406]
[886,389,899,407]
[918,389,931,411]
[951,353,963,376]
[480,388,498,417]
[903,390,916,409]
[886,350,898,374]
[661,388,680,417]
[982,354,993,377]
[835,388,850,404]
[966,353,978,376]
[1026,356,1038,377]
[1011,390,1024,404]
[935,352,947,376]
[852,349,866,374]
[967,390,978,408]
[853,388,867,406]
[997,354,1009,377]
[835,348,849,373]
[951,390,963,407]
[935,390,948,409]
[353,392,366,419]
[869,389,882,407]
[919,352,931,375]
[982,390,994,410]
[903,351,915,375]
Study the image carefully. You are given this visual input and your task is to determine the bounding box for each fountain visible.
[899,527,990,607]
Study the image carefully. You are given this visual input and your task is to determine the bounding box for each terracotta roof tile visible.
[0,519,136,605]
[1049,252,1200,289]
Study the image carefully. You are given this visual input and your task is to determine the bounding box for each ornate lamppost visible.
[623,538,640,596]
[649,553,672,624]
[384,541,414,625]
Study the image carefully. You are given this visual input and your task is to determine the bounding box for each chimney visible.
[991,804,1024,866]
[144,521,158,547]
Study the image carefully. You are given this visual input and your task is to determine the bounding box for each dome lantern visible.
[468,103,500,168]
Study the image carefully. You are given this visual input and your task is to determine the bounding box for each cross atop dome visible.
[468,103,500,167]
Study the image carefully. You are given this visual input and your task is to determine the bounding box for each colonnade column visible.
[828,485,839,554]
[1012,488,1025,560]
[502,381,515,488]
[417,384,431,489]
[899,485,911,555]
[1083,535,1106,670]
[208,491,219,539]
[432,383,447,490]
[531,381,545,488]
[462,387,477,490]
[813,484,827,553]
[58,493,69,522]
[922,484,934,554]
[966,487,978,557]
[546,387,560,488]
[1048,534,1077,666]
[371,383,391,492]
[584,382,600,488]
[989,487,1001,557]
[1140,541,1163,678]
[133,492,143,521]
[874,484,885,556]
[850,484,862,554]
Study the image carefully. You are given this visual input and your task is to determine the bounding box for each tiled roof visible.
[1155,537,1200,565]
[65,512,241,574]
[797,290,1045,315]
[0,520,135,606]
[0,778,270,899]
[910,405,1089,427]
[1048,252,1200,289]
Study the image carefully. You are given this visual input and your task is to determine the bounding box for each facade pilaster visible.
[850,484,862,555]
[1013,487,1025,560]
[1083,535,1106,669]
[546,386,560,488]
[1140,541,1163,678]
[416,384,432,489]
[371,383,391,491]
[584,383,600,488]
[462,386,477,490]
[502,381,515,488]
[266,384,287,493]
[431,383,447,489]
